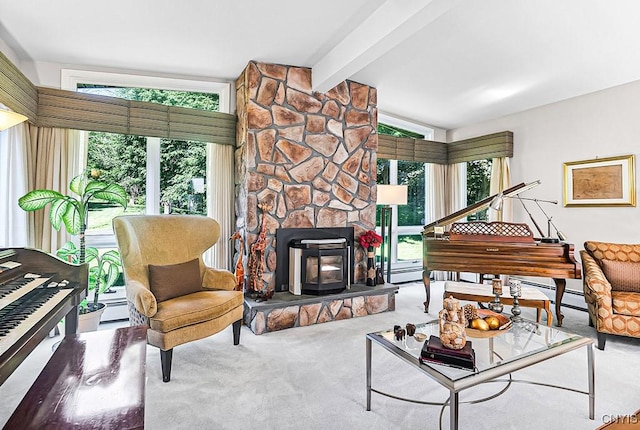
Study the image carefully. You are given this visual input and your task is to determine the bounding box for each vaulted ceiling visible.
[2,0,640,130]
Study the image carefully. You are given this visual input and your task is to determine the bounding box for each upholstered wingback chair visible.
[113,214,243,382]
[581,241,640,350]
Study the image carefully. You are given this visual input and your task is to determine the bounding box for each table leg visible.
[422,270,431,313]
[65,304,79,335]
[450,391,459,430]
[588,344,595,420]
[366,337,372,411]
[552,278,566,326]
[489,337,494,364]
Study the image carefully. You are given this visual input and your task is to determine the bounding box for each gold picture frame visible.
[563,154,636,207]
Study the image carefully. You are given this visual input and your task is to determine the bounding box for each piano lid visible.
[423,180,541,234]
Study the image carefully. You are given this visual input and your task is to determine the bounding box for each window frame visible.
[377,113,434,280]
[61,69,231,113]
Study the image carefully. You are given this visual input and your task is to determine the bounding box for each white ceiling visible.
[2,0,640,130]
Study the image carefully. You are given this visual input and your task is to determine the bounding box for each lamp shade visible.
[489,193,504,211]
[0,108,28,131]
[377,184,408,205]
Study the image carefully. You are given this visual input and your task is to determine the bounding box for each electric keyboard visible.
[0,248,87,385]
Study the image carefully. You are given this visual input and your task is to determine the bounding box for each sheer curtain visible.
[0,122,30,247]
[24,126,85,253]
[488,157,512,222]
[205,143,235,270]
[426,162,467,281]
[426,163,467,223]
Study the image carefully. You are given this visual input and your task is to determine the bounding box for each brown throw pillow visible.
[148,258,202,302]
[600,259,640,293]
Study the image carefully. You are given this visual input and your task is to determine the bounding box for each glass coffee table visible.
[366,319,594,430]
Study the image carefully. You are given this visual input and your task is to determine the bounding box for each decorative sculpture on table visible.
[247,201,274,301]
[230,231,245,292]
[439,296,467,350]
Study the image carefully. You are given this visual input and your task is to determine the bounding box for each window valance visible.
[1,51,236,145]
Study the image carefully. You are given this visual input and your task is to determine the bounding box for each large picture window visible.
[62,71,230,245]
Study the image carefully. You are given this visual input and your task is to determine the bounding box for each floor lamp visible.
[377,185,408,284]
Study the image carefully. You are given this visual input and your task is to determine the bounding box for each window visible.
[466,159,492,221]
[62,70,230,243]
[377,114,434,281]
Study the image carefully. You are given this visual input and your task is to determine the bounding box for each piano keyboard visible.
[0,275,50,311]
[0,286,75,356]
[0,248,87,386]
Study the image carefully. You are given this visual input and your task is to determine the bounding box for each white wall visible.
[0,39,19,67]
[448,79,640,290]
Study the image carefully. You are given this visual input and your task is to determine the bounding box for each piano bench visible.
[444,281,553,326]
[3,326,147,430]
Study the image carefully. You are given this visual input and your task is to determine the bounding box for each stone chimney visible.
[234,61,378,292]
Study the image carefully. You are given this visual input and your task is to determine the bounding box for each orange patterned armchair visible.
[581,241,640,350]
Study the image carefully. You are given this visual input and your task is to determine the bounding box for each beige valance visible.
[0,51,38,121]
[37,87,236,145]
[1,50,236,145]
[378,130,513,164]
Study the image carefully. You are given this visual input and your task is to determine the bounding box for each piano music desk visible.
[3,326,147,430]
[444,281,553,326]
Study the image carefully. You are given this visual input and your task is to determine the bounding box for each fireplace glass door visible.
[300,247,348,295]
[305,254,344,286]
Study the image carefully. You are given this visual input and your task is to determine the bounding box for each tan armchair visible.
[581,241,640,350]
[113,214,243,382]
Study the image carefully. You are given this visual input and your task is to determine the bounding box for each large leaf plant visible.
[18,170,127,313]
[56,242,122,313]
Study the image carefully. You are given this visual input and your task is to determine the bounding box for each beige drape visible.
[426,163,467,223]
[204,142,235,271]
[0,122,30,246]
[427,162,467,281]
[24,126,85,253]
[488,157,512,222]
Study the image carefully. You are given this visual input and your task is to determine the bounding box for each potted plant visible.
[18,169,127,331]
[56,241,123,331]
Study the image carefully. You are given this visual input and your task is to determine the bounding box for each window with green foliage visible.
[466,159,492,221]
[78,85,219,234]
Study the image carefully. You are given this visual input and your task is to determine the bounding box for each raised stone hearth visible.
[244,284,398,335]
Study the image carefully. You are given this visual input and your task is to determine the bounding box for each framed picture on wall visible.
[563,154,636,207]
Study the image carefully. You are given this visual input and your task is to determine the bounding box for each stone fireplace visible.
[234,61,378,292]
[235,62,397,335]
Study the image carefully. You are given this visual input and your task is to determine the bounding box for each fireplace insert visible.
[275,227,355,293]
[289,238,349,295]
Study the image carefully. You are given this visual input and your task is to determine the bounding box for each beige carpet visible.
[1,281,639,430]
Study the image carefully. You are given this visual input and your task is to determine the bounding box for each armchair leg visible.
[232,320,241,345]
[160,349,173,382]
[596,332,606,350]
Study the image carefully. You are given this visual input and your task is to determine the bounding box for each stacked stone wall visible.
[235,61,378,291]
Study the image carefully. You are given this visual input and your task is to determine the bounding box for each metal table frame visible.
[366,321,594,429]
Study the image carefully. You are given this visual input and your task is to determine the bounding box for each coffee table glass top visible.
[368,319,588,383]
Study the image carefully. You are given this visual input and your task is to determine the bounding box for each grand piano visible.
[422,182,581,326]
[0,248,87,385]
